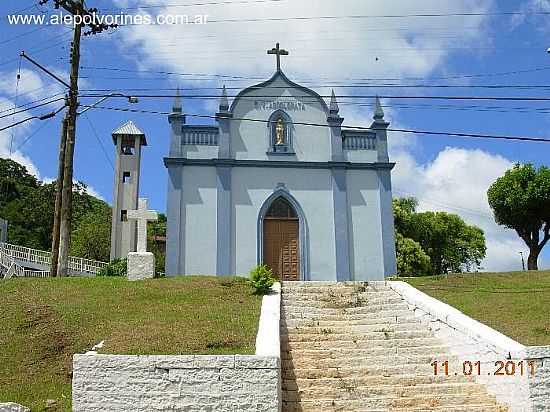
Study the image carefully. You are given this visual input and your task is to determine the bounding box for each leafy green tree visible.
[70,204,111,261]
[0,158,38,208]
[395,232,431,277]
[488,164,550,270]
[393,197,486,275]
[0,159,111,255]
[148,213,167,274]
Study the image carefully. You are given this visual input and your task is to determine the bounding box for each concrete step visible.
[281,281,392,290]
[282,364,438,379]
[283,401,505,412]
[281,345,450,360]
[281,322,425,336]
[282,316,419,328]
[281,309,415,321]
[283,382,490,402]
[282,353,450,370]
[281,293,403,305]
[282,393,499,411]
[282,374,475,391]
[281,330,433,342]
[281,336,443,351]
[281,303,411,315]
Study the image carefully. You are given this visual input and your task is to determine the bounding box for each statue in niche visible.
[275,118,285,145]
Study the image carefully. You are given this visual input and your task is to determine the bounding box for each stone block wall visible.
[526,347,550,412]
[388,281,550,412]
[72,354,279,412]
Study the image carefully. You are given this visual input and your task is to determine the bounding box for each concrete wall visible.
[388,281,550,412]
[72,354,279,412]
[526,346,550,412]
[72,284,282,412]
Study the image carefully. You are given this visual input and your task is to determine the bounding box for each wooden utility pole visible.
[57,2,82,277]
[42,0,115,277]
[50,110,68,277]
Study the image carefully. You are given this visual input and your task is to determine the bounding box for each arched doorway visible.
[262,197,300,281]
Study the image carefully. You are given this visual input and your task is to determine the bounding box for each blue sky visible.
[0,0,549,271]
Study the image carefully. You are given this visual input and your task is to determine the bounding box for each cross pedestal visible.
[127,198,158,281]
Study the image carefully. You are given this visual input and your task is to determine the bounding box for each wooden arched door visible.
[263,197,300,281]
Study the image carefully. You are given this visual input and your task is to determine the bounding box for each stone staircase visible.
[281,282,508,412]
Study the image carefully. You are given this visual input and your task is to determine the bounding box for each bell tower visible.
[110,121,147,260]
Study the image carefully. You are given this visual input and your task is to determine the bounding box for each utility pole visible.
[38,0,115,277]
[57,1,82,277]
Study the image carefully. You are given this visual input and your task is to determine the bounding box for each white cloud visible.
[113,0,494,85]
[0,66,66,179]
[391,145,531,272]
[83,184,106,201]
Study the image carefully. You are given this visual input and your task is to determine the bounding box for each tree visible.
[488,164,550,271]
[148,213,167,275]
[0,159,111,255]
[70,204,111,262]
[0,158,39,208]
[393,197,487,276]
[395,232,431,277]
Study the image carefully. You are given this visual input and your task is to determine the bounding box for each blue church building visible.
[164,45,397,281]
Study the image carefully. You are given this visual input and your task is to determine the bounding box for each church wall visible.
[230,77,332,162]
[346,170,385,280]
[231,167,336,280]
[181,145,218,159]
[344,149,378,163]
[182,166,218,275]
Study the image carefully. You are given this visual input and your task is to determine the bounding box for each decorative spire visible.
[373,95,385,121]
[219,85,229,112]
[172,87,182,113]
[329,89,340,114]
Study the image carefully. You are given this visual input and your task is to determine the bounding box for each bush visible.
[97,258,127,277]
[249,265,276,295]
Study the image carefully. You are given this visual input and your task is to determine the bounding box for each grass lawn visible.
[404,271,550,347]
[0,276,262,411]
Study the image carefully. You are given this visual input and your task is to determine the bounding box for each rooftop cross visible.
[267,43,289,72]
[127,198,158,253]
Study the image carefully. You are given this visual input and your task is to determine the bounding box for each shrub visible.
[97,258,127,277]
[249,265,276,295]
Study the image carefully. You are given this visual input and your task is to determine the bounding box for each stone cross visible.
[267,43,289,72]
[127,198,158,253]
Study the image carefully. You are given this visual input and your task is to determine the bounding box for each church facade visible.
[164,46,397,281]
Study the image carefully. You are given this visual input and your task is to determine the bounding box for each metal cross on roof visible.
[267,43,289,72]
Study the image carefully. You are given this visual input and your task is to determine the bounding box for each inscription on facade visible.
[254,99,306,111]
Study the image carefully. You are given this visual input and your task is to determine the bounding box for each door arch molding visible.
[257,188,309,280]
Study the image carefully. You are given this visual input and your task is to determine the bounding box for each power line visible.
[0,97,66,121]
[78,93,550,103]
[0,104,65,132]
[83,113,114,170]
[100,0,287,11]
[81,105,550,144]
[79,64,550,82]
[115,11,550,26]
[12,116,54,153]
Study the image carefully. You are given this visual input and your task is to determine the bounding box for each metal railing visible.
[0,242,107,276]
